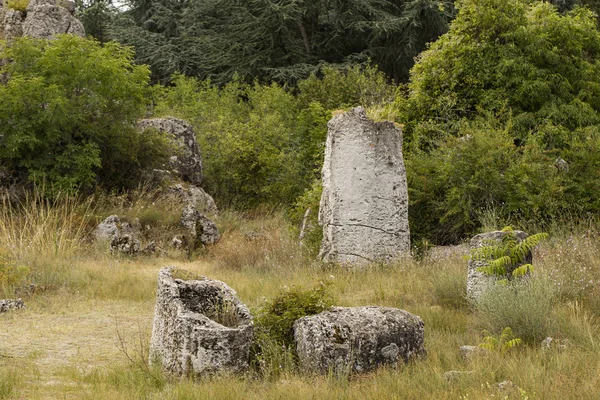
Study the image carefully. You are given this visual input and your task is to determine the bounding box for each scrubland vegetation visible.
[2,0,600,398]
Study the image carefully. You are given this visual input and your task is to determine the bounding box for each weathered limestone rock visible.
[181,205,220,247]
[149,267,253,377]
[94,215,142,255]
[20,0,84,39]
[137,117,203,185]
[169,183,218,216]
[467,230,530,301]
[319,106,410,265]
[0,298,24,313]
[1,9,24,39]
[293,306,425,374]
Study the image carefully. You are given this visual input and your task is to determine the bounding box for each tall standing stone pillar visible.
[319,106,410,265]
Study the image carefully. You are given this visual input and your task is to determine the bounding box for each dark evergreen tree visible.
[109,0,455,84]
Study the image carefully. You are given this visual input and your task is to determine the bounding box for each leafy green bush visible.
[476,279,557,344]
[6,0,28,12]
[0,35,170,195]
[254,281,334,350]
[403,0,600,151]
[472,226,548,282]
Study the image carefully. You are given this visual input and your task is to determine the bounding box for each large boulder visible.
[149,267,253,377]
[319,107,410,265]
[137,117,203,186]
[93,215,142,255]
[181,205,220,248]
[467,230,531,301]
[169,183,218,216]
[293,306,425,374]
[1,0,84,40]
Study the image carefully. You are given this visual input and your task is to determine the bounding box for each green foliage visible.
[5,0,28,12]
[254,281,334,350]
[297,65,396,110]
[476,279,557,343]
[472,226,548,280]
[76,0,116,43]
[109,0,455,84]
[0,35,170,195]
[478,327,523,353]
[403,0,600,151]
[0,248,28,290]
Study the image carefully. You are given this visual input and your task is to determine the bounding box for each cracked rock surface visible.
[293,306,425,374]
[149,267,253,377]
[318,107,410,265]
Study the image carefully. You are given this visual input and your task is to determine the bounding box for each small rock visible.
[110,234,141,255]
[0,299,25,313]
[459,345,487,361]
[94,215,121,242]
[541,337,571,351]
[555,157,569,173]
[444,370,473,382]
[496,380,519,392]
[171,236,185,249]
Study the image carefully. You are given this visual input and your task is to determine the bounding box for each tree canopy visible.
[0,35,170,194]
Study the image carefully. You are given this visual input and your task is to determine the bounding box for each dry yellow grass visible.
[1,205,600,399]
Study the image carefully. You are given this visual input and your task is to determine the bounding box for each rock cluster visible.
[0,0,85,40]
[319,107,410,265]
[467,230,531,301]
[149,267,253,377]
[0,298,24,313]
[181,205,220,247]
[93,215,143,255]
[293,306,425,374]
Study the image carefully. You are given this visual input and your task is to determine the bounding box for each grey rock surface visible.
[21,0,85,39]
[169,184,218,216]
[467,230,530,301]
[0,298,24,313]
[138,117,203,185]
[149,266,253,377]
[94,215,142,255]
[293,306,425,374]
[181,205,220,247]
[1,9,24,39]
[319,107,410,265]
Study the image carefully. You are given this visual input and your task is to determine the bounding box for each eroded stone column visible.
[319,106,410,265]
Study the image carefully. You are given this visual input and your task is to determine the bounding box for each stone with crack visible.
[149,267,253,377]
[318,107,410,265]
[293,306,425,374]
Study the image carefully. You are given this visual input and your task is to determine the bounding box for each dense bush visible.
[403,0,600,151]
[476,278,557,343]
[0,35,171,195]
[154,66,394,208]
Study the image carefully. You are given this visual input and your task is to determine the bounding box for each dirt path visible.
[0,299,155,398]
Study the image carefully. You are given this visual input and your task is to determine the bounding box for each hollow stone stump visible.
[467,230,531,301]
[293,306,425,374]
[318,106,410,265]
[149,267,253,377]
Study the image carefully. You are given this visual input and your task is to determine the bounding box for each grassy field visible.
[1,200,599,399]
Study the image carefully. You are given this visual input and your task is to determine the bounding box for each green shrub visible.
[0,35,170,195]
[431,263,469,310]
[5,0,28,12]
[476,278,557,344]
[0,248,28,292]
[254,281,334,350]
[403,0,600,151]
[297,65,395,110]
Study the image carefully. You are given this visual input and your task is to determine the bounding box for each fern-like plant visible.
[479,327,523,353]
[471,226,548,283]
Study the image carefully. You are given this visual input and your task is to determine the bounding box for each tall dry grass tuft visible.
[209,210,314,272]
[0,192,91,262]
[0,191,92,292]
